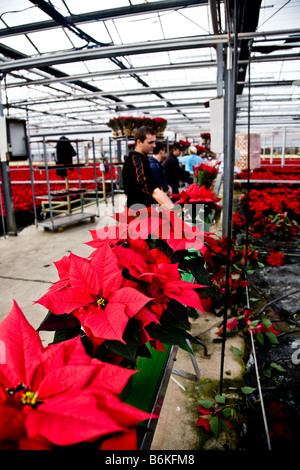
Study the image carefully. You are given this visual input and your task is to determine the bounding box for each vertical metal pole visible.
[270,133,274,164]
[222,56,230,237]
[92,137,100,217]
[220,0,238,396]
[0,77,17,236]
[221,45,236,238]
[75,140,83,213]
[43,136,54,229]
[26,106,38,227]
[109,137,115,210]
[282,128,286,167]
[216,43,224,98]
[244,39,253,272]
[27,136,38,226]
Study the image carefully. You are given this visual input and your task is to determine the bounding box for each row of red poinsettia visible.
[0,165,113,215]
[233,164,300,243]
[235,165,300,181]
[241,187,300,220]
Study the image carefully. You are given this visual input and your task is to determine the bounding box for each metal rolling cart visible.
[29,136,103,231]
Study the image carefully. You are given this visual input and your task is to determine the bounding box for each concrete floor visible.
[0,194,244,450]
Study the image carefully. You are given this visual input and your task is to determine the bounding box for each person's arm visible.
[152,187,174,209]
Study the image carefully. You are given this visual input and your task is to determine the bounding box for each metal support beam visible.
[0,80,17,236]
[282,128,286,167]
[0,1,208,38]
[220,0,238,397]
[2,28,299,74]
[6,61,218,89]
[222,35,238,238]
[0,35,230,73]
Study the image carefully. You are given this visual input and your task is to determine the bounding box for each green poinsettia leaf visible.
[53,326,82,344]
[198,399,214,409]
[262,318,272,329]
[146,322,201,354]
[179,256,210,286]
[209,416,222,439]
[263,369,272,378]
[256,332,265,345]
[250,319,260,328]
[222,408,231,419]
[270,362,286,372]
[162,299,191,331]
[38,311,80,333]
[214,394,226,404]
[265,331,279,344]
[231,345,243,356]
[241,386,257,395]
[95,319,142,364]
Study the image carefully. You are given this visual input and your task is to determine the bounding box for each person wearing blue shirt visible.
[149,142,172,196]
[178,145,203,174]
[188,146,204,173]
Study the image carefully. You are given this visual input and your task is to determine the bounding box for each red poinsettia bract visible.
[112,240,206,313]
[0,301,153,450]
[267,251,285,266]
[172,184,221,211]
[36,243,152,348]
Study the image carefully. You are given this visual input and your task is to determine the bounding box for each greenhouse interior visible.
[0,0,300,452]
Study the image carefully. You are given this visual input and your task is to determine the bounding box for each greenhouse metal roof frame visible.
[0,0,299,140]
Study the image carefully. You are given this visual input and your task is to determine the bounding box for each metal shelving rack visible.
[29,136,102,231]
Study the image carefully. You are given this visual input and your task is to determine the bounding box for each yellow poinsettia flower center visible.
[6,383,41,408]
[96,297,108,309]
[21,390,39,406]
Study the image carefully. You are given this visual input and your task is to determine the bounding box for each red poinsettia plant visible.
[0,301,153,450]
[252,213,299,240]
[194,162,219,189]
[171,184,221,225]
[267,250,285,267]
[215,307,279,346]
[197,236,264,315]
[171,184,221,210]
[179,140,191,151]
[196,394,232,439]
[37,206,210,366]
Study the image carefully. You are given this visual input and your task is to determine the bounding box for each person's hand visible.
[160,202,174,210]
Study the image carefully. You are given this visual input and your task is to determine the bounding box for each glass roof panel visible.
[0,35,38,55]
[0,0,299,141]
[257,0,300,32]
[159,7,212,38]
[0,1,49,26]
[105,13,165,44]
[63,0,130,14]
[26,29,75,53]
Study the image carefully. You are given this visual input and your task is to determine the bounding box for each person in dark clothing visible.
[163,142,193,194]
[122,126,174,209]
[149,142,171,195]
[55,136,76,177]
